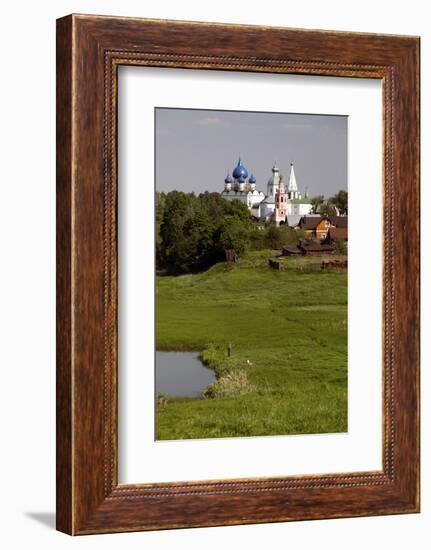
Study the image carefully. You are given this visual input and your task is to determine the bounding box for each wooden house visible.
[299,215,348,242]
[328,216,348,229]
[327,226,348,242]
[298,216,332,240]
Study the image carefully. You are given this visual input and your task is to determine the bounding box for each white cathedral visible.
[221,157,313,225]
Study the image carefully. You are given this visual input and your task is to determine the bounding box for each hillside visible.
[156,250,347,440]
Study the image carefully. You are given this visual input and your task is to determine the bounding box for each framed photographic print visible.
[56,14,420,535]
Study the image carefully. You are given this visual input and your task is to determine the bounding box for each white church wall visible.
[290,203,313,216]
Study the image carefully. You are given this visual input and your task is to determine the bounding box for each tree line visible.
[310,190,348,216]
[156,191,303,275]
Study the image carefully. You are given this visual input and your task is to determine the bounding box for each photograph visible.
[155,107,349,440]
[0,1,423,544]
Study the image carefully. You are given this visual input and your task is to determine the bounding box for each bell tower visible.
[274,176,287,225]
[287,162,300,199]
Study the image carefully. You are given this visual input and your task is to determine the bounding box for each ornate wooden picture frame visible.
[56,14,420,535]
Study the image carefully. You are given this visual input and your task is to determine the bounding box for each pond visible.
[155,351,216,398]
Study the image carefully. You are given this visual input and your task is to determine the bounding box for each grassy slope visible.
[156,251,347,440]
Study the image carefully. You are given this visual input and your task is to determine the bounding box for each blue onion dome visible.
[232,157,249,180]
[248,174,256,184]
[224,173,233,184]
[238,176,246,183]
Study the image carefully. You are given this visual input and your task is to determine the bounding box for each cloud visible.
[194,116,224,126]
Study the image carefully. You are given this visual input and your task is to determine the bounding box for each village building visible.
[328,216,348,232]
[221,157,313,224]
[220,158,265,211]
[274,171,287,225]
[298,216,332,240]
[298,215,348,241]
[327,226,348,242]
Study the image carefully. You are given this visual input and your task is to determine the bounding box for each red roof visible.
[299,216,328,230]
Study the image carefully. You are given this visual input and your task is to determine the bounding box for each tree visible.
[183,211,218,272]
[197,192,230,226]
[311,195,325,213]
[217,216,250,257]
[318,202,338,217]
[159,192,196,273]
[225,198,253,224]
[265,224,283,249]
[329,190,348,215]
[155,192,166,268]
[157,191,253,274]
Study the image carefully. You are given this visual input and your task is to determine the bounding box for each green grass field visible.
[156,250,347,440]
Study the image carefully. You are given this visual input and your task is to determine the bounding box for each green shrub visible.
[200,344,255,398]
[333,238,347,255]
[204,370,255,398]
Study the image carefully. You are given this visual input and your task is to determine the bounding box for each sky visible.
[155,108,347,198]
